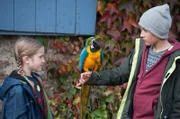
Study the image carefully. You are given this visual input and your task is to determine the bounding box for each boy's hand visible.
[75,71,92,89]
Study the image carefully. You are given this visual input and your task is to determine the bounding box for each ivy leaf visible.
[102,90,113,96]
[107,16,113,29]
[60,103,67,112]
[69,87,77,95]
[128,16,138,28]
[105,94,114,103]
[36,36,48,48]
[104,3,119,16]
[123,83,128,89]
[119,2,135,14]
[125,41,134,54]
[115,0,121,4]
[99,13,109,23]
[97,1,106,16]
[121,17,133,34]
[89,93,99,106]
[111,48,123,65]
[93,109,104,117]
[143,0,153,8]
[73,96,80,105]
[99,13,113,29]
[99,3,119,29]
[107,29,121,42]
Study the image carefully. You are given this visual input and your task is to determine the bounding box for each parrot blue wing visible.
[100,49,104,64]
[79,47,88,73]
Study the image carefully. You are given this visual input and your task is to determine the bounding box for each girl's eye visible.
[40,55,45,59]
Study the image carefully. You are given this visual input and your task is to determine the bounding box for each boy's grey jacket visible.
[85,38,180,119]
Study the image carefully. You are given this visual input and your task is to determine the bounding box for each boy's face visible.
[140,27,159,46]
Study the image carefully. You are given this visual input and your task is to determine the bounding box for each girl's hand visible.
[76,71,92,89]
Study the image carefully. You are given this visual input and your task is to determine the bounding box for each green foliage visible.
[36,36,49,47]
[47,0,180,119]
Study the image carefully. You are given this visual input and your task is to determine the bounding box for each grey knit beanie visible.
[138,4,172,39]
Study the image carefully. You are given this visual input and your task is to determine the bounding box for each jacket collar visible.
[0,71,36,101]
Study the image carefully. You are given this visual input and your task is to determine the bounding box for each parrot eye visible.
[93,40,100,49]
[89,39,100,53]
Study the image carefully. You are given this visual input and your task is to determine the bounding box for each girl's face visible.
[28,46,45,72]
[140,27,159,46]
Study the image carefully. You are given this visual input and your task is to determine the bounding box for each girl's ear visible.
[22,56,30,64]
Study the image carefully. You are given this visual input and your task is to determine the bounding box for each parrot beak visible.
[89,38,100,52]
[89,38,95,48]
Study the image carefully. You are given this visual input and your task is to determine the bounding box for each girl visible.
[0,37,54,119]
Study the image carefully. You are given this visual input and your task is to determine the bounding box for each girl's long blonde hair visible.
[14,37,44,87]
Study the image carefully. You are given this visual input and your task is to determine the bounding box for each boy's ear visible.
[22,56,30,64]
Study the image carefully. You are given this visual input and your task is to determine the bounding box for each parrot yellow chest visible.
[83,46,101,72]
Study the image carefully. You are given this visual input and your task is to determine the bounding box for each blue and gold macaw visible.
[79,37,104,119]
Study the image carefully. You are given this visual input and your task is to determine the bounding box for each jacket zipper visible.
[160,78,165,119]
[117,38,141,119]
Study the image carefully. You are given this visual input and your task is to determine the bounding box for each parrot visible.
[79,37,104,119]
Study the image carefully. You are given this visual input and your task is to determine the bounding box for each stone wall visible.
[0,36,17,81]
[0,36,18,117]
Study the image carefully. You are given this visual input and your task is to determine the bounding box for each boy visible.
[78,4,180,119]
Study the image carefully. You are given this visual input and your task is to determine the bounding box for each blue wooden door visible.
[0,0,97,35]
[0,0,14,31]
[36,0,56,33]
[76,0,97,35]
[56,0,76,34]
[14,0,35,32]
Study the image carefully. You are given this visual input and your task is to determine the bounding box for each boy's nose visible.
[140,31,145,38]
